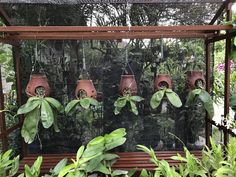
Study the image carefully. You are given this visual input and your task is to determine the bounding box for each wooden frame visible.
[0,1,235,172]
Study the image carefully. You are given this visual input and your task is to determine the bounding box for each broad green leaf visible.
[199,90,214,118]
[17,100,41,115]
[32,156,43,173]
[76,146,85,162]
[130,96,144,102]
[109,128,126,138]
[112,170,128,176]
[150,90,165,109]
[52,110,60,133]
[9,155,19,176]
[45,97,64,113]
[185,89,201,107]
[88,136,105,147]
[93,163,110,174]
[80,98,91,109]
[137,145,151,154]
[166,91,182,108]
[114,107,122,115]
[41,100,54,128]
[21,108,40,144]
[114,97,127,108]
[103,154,119,161]
[130,101,138,115]
[65,100,80,115]
[82,144,104,158]
[105,137,126,151]
[52,158,68,175]
[86,97,99,106]
[84,155,104,173]
[58,164,75,177]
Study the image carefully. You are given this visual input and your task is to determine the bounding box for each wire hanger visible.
[80,38,89,79]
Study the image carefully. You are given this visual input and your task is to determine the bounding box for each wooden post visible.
[205,40,212,147]
[224,3,232,146]
[13,45,27,157]
[0,65,8,151]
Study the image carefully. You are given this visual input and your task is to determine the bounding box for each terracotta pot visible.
[119,75,138,95]
[26,74,50,97]
[154,74,172,91]
[186,71,205,90]
[75,80,97,99]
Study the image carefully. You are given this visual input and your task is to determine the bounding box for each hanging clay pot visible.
[119,75,138,95]
[154,74,172,91]
[26,74,50,97]
[75,80,97,99]
[186,71,205,90]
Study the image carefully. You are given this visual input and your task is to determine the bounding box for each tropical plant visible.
[114,90,144,115]
[65,97,99,116]
[185,88,214,119]
[17,96,64,144]
[137,145,181,177]
[0,150,19,177]
[43,159,68,177]
[150,88,182,109]
[18,156,43,177]
[59,128,130,177]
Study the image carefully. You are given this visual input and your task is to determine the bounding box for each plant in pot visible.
[150,74,182,110]
[114,74,144,115]
[17,74,64,144]
[185,76,214,119]
[65,74,99,117]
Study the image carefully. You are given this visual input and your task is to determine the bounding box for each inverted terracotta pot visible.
[154,74,172,91]
[26,74,50,97]
[75,80,97,99]
[186,71,205,90]
[119,75,138,95]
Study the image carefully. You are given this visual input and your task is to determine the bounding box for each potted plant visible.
[185,87,214,119]
[114,89,144,115]
[119,74,138,96]
[186,70,206,90]
[18,74,63,144]
[65,78,99,116]
[150,75,182,110]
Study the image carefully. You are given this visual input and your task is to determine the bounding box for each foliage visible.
[150,88,182,109]
[114,92,144,115]
[43,159,68,177]
[0,150,19,177]
[18,156,43,177]
[17,96,64,144]
[186,89,214,119]
[59,128,128,177]
[65,97,99,116]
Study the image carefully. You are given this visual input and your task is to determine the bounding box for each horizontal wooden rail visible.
[0,25,233,32]
[19,151,202,174]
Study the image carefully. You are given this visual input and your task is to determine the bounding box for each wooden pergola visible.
[0,0,235,173]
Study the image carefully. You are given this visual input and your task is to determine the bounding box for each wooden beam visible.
[6,32,214,40]
[206,31,236,43]
[0,25,233,32]
[0,5,11,26]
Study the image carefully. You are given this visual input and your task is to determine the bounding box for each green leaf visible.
[166,91,182,108]
[93,163,110,174]
[185,89,201,107]
[84,155,104,173]
[17,99,41,115]
[114,97,127,108]
[130,101,138,115]
[103,154,119,161]
[65,100,80,115]
[130,96,144,102]
[199,90,214,118]
[112,170,128,176]
[21,107,40,144]
[114,107,122,115]
[52,158,68,175]
[150,90,165,109]
[45,97,64,113]
[86,97,99,106]
[32,156,43,173]
[105,137,126,151]
[76,146,85,162]
[58,164,75,177]
[80,98,91,109]
[41,100,54,129]
[230,94,236,110]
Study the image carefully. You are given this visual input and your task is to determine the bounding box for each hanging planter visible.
[25,74,50,97]
[119,74,138,96]
[154,74,172,91]
[75,79,97,99]
[186,70,205,90]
